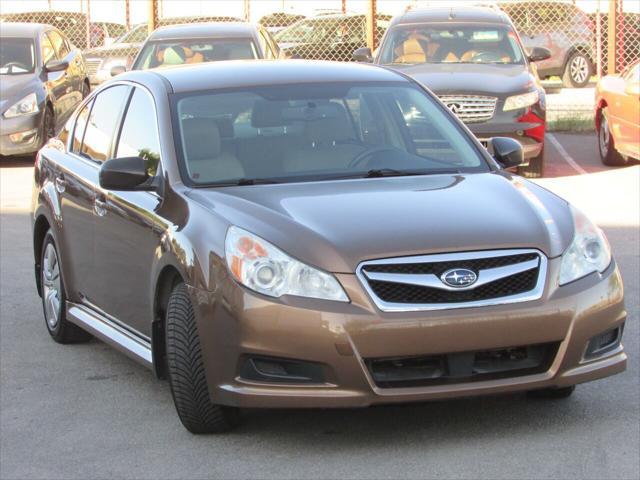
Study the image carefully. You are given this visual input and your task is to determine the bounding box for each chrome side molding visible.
[66,302,153,369]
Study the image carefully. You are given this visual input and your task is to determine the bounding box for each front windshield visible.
[172,82,488,186]
[379,24,525,65]
[0,38,35,74]
[117,25,149,44]
[134,38,258,70]
[275,18,339,43]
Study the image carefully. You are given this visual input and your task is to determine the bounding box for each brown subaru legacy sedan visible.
[31,61,626,434]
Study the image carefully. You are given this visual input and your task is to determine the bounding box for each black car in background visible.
[275,13,390,61]
[0,11,124,49]
[258,12,306,34]
[498,1,595,88]
[355,6,550,177]
[1,23,89,157]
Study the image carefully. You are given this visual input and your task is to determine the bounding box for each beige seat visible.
[394,36,427,63]
[182,118,244,182]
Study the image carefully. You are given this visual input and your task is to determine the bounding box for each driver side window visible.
[41,34,55,66]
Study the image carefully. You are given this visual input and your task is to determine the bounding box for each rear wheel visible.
[527,385,575,399]
[165,283,240,434]
[562,51,593,88]
[41,230,92,343]
[598,107,628,166]
[517,149,544,179]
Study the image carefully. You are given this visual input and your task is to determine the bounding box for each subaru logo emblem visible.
[441,268,477,288]
[446,102,463,114]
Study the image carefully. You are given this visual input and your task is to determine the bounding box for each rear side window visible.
[115,88,161,176]
[80,85,131,162]
[72,99,93,153]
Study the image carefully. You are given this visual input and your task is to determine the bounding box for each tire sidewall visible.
[565,52,592,88]
[598,108,611,161]
[41,231,66,337]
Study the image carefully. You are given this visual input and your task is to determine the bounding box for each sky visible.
[0,0,638,25]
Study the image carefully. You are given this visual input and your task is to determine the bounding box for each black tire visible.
[165,283,240,434]
[598,107,628,166]
[40,230,92,344]
[527,385,575,399]
[81,80,90,99]
[517,149,544,179]
[562,51,593,88]
[40,105,55,150]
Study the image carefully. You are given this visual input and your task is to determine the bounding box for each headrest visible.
[182,118,221,160]
[395,36,426,62]
[304,103,354,145]
[251,100,288,128]
[162,46,187,65]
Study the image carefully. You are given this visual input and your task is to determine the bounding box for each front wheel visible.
[39,105,55,150]
[517,149,544,179]
[165,283,240,434]
[598,107,628,166]
[562,51,593,88]
[40,230,92,343]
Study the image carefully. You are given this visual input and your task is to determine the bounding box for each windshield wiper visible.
[233,178,281,186]
[362,168,460,178]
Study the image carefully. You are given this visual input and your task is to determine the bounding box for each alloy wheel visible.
[570,55,589,85]
[42,243,62,329]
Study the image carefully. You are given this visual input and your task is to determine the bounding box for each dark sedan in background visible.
[356,6,550,177]
[1,23,89,157]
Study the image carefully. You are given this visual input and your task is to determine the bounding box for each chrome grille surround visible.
[439,95,498,124]
[356,249,547,312]
[85,58,102,76]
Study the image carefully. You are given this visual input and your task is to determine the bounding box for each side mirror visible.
[110,65,126,77]
[353,47,373,63]
[99,156,150,191]
[491,137,524,169]
[44,59,69,73]
[528,47,551,62]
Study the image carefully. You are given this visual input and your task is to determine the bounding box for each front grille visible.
[357,249,547,312]
[366,342,560,388]
[439,95,498,124]
[85,58,102,76]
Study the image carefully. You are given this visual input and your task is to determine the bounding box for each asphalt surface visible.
[1,133,638,480]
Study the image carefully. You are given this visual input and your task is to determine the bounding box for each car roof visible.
[148,22,257,40]
[392,6,510,26]
[123,60,409,93]
[0,22,51,37]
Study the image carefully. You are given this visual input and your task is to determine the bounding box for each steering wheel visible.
[348,146,399,169]
[3,61,29,72]
[471,51,504,63]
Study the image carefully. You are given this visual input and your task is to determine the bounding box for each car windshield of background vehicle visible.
[134,38,258,69]
[379,25,525,65]
[0,38,35,74]
[115,24,149,44]
[172,82,489,186]
[274,18,340,44]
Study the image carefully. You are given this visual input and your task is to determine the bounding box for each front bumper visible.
[0,111,43,156]
[191,258,626,409]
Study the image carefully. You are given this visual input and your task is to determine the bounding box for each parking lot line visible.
[547,133,589,175]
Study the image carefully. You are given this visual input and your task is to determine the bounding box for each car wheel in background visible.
[40,105,55,150]
[41,230,92,343]
[562,51,593,88]
[517,149,544,179]
[165,283,240,434]
[81,80,90,99]
[598,107,628,166]
[527,385,575,399]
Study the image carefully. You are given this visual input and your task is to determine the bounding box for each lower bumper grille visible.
[366,342,560,388]
[357,249,547,312]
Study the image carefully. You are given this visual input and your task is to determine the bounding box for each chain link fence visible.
[1,0,638,127]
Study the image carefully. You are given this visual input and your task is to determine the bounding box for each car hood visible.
[389,63,535,97]
[187,173,574,274]
[0,73,39,112]
[84,43,141,58]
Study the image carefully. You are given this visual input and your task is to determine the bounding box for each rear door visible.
[92,86,163,338]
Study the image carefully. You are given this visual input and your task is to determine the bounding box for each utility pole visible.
[365,0,376,51]
[607,0,617,74]
[148,0,158,35]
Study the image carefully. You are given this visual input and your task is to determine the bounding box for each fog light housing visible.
[9,128,38,144]
[584,325,623,360]
[239,356,325,384]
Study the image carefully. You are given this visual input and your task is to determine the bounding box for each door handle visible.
[55,176,66,193]
[94,198,107,217]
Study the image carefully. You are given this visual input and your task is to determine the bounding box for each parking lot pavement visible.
[1,134,638,479]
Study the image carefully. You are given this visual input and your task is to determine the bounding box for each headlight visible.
[503,90,539,111]
[3,93,39,118]
[559,205,612,285]
[225,226,349,302]
[98,57,127,74]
